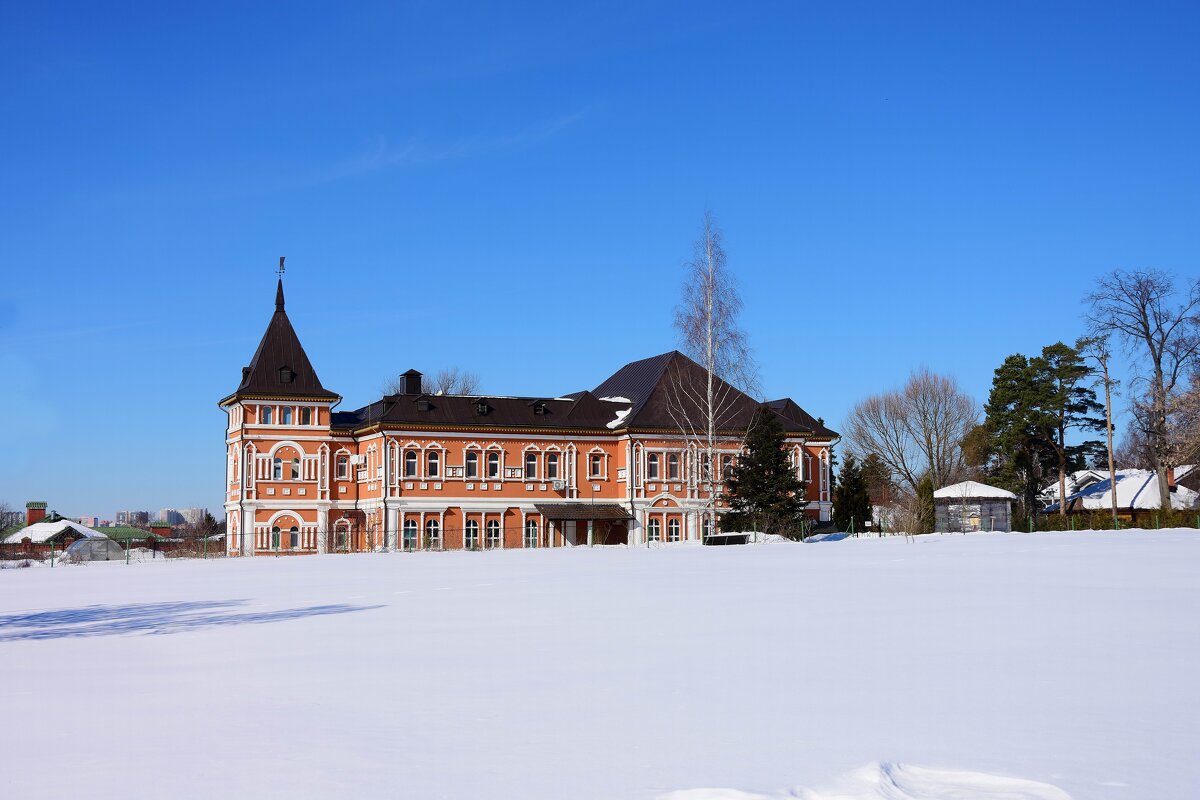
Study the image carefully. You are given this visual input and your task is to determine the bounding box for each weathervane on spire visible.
[277,256,286,278]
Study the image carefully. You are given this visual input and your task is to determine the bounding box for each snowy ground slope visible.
[2,532,1197,800]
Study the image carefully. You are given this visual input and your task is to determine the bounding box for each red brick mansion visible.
[220,280,836,554]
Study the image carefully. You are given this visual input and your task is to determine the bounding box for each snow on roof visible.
[3,520,109,544]
[1045,469,1200,512]
[599,396,631,403]
[606,408,632,429]
[933,481,1017,500]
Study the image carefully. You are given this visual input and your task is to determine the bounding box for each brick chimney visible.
[25,501,47,526]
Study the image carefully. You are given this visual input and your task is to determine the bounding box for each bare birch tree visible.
[844,368,978,495]
[1079,335,1121,526]
[667,212,758,537]
[1086,269,1200,509]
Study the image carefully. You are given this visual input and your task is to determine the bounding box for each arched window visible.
[300,407,312,425]
[291,458,301,480]
[589,453,603,477]
[424,519,441,549]
[701,516,713,541]
[261,406,273,424]
[721,454,734,481]
[525,452,538,479]
[402,520,417,551]
[464,519,479,550]
[404,450,418,478]
[668,519,681,542]
[486,519,501,549]
[289,526,299,548]
[336,456,348,480]
[281,407,293,425]
[427,450,440,478]
[647,453,660,480]
[524,519,539,548]
[546,452,559,480]
[465,451,479,479]
[648,518,661,542]
[273,458,283,480]
[271,526,281,548]
[486,452,500,479]
[668,453,680,481]
[335,520,350,551]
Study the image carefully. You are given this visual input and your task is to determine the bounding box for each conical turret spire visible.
[275,278,285,311]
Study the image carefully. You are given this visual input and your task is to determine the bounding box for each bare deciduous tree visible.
[668,212,758,536]
[844,368,979,496]
[428,367,481,395]
[382,367,481,396]
[1079,335,1121,526]
[1086,269,1200,509]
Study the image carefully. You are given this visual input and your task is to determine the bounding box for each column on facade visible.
[386,505,399,551]
[317,507,329,554]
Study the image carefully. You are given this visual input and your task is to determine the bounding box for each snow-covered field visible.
[2,532,1197,799]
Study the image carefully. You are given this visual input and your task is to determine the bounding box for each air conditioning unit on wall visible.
[552,480,566,491]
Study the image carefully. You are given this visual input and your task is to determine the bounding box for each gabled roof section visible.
[592,351,832,437]
[221,279,340,404]
[765,398,839,439]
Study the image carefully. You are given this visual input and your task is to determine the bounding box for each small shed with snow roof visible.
[934,481,1016,533]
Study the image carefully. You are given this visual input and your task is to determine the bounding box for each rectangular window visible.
[336,457,348,480]
[301,407,312,425]
[668,453,680,480]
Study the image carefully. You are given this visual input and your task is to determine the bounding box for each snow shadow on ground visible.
[0,600,382,641]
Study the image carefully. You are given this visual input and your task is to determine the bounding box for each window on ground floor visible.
[648,518,661,542]
[402,520,417,551]
[465,519,479,550]
[524,519,538,548]
[668,518,680,542]
[289,526,299,548]
[271,526,281,549]
[486,519,501,548]
[424,519,441,549]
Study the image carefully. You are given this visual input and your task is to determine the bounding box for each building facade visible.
[220,280,837,555]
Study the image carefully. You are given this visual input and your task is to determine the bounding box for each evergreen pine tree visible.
[833,453,872,533]
[721,407,807,537]
[916,473,936,534]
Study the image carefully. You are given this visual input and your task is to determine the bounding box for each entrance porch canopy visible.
[534,503,631,521]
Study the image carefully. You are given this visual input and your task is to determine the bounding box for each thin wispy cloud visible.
[303,107,592,187]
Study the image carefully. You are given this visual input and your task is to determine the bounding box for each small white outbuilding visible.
[934,481,1016,533]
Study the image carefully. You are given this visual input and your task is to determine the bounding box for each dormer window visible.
[475,401,490,416]
[533,402,548,415]
[417,399,433,412]
[278,366,296,384]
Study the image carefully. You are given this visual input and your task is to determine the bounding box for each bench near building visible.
[220,278,837,555]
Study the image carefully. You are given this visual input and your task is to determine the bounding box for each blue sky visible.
[2,1,1197,518]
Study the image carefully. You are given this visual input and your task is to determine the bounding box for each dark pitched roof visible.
[592,351,832,437]
[329,351,834,439]
[221,280,339,404]
[332,390,626,433]
[765,398,838,438]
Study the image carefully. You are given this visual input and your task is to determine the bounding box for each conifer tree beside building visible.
[720,407,808,538]
[833,453,872,533]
